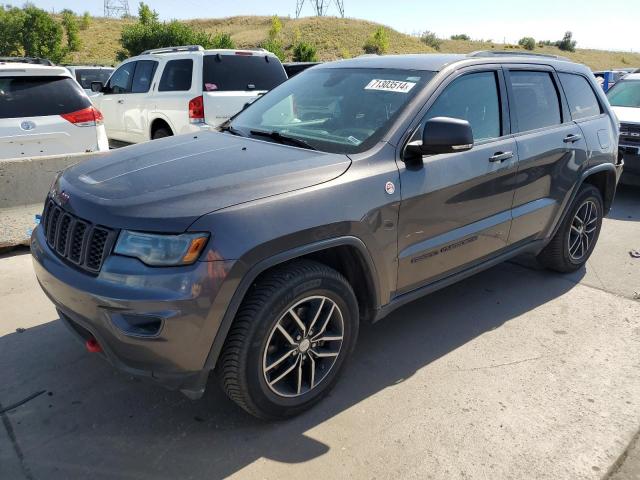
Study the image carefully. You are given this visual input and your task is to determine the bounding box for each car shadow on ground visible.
[0,260,584,479]
[608,184,639,222]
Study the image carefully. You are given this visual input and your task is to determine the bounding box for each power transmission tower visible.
[295,0,345,18]
[104,0,131,18]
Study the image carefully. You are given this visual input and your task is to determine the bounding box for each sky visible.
[20,0,640,52]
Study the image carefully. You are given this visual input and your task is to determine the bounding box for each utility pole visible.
[295,0,345,18]
[104,0,131,18]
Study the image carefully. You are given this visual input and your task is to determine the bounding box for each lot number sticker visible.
[365,79,416,93]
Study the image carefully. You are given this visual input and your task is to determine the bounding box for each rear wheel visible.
[538,184,603,272]
[217,260,359,420]
[152,126,172,140]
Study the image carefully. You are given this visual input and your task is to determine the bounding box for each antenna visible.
[104,0,131,18]
[295,0,345,18]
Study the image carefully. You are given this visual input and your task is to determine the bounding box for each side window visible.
[509,71,562,132]
[158,59,193,92]
[131,60,158,94]
[107,62,136,94]
[420,71,501,142]
[559,73,602,120]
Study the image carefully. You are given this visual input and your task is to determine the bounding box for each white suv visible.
[0,62,109,160]
[90,46,288,145]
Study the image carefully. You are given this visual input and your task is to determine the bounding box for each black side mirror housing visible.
[406,117,474,158]
[91,81,104,93]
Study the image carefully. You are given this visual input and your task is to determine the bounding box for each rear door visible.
[97,61,136,141]
[396,67,518,294]
[201,53,287,127]
[121,59,158,143]
[0,74,96,159]
[505,67,589,244]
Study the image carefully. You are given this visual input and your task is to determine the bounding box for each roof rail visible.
[140,45,204,55]
[0,56,54,66]
[468,50,572,61]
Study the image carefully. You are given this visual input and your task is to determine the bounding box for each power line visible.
[104,0,130,18]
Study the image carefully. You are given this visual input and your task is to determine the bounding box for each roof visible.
[620,73,640,81]
[0,63,71,77]
[317,51,582,73]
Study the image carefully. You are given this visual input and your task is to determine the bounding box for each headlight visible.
[114,231,209,266]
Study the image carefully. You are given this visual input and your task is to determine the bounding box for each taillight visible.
[61,106,104,127]
[189,95,205,124]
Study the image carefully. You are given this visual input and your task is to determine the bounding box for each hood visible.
[611,106,640,124]
[57,131,351,232]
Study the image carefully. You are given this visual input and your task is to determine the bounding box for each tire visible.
[217,260,359,420]
[538,184,603,273]
[152,127,172,140]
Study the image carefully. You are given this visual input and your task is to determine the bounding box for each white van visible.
[0,62,109,160]
[90,46,288,145]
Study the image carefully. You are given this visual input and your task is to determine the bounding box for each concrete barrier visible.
[0,152,98,209]
[0,152,99,250]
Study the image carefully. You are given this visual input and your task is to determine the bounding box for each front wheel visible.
[217,260,359,420]
[538,184,603,272]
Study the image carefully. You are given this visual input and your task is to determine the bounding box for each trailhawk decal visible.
[364,79,416,93]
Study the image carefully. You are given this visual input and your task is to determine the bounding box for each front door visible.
[122,60,158,143]
[396,68,518,295]
[98,61,136,142]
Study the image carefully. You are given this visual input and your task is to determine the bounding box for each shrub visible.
[293,41,318,62]
[518,37,535,51]
[450,34,470,41]
[420,30,441,51]
[21,6,65,63]
[0,6,25,56]
[556,31,576,52]
[259,15,285,61]
[117,2,230,60]
[61,9,81,52]
[80,11,91,30]
[363,26,389,55]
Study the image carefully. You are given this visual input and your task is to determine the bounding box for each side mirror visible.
[406,117,474,158]
[91,81,104,93]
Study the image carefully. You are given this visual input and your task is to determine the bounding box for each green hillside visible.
[66,15,640,71]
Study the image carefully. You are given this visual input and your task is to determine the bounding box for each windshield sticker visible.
[347,136,362,145]
[365,79,416,93]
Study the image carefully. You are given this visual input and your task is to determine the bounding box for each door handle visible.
[489,151,514,162]
[117,99,125,104]
[563,134,582,143]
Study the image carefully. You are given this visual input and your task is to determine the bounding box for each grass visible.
[67,15,640,70]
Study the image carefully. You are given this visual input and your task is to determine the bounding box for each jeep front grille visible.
[42,198,117,274]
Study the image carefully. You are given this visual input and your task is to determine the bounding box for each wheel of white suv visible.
[152,127,172,140]
[538,184,603,272]
[217,260,359,420]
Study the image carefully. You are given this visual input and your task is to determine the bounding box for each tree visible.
[556,31,576,52]
[0,6,25,56]
[118,2,232,60]
[293,41,318,62]
[21,6,64,63]
[363,27,389,55]
[420,30,441,51]
[450,34,471,41]
[61,9,81,52]
[80,11,91,30]
[518,37,536,51]
[260,16,285,61]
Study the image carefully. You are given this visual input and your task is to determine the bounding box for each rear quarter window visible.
[202,54,287,92]
[0,76,90,119]
[559,73,602,120]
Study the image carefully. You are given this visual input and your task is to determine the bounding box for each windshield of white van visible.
[607,80,640,108]
[202,54,287,92]
[230,68,434,154]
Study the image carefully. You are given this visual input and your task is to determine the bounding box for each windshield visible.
[73,68,114,89]
[230,68,435,154]
[607,80,640,108]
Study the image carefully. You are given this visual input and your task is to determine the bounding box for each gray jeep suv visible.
[32,52,623,419]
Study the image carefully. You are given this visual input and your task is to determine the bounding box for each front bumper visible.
[619,144,640,184]
[31,224,234,397]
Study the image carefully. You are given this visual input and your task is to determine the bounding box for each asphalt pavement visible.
[1,186,638,480]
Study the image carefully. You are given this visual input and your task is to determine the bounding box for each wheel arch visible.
[150,116,174,139]
[580,163,618,215]
[204,236,381,370]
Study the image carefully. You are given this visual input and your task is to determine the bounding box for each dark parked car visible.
[283,61,321,78]
[32,51,622,419]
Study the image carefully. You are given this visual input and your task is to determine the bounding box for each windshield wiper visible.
[249,129,317,151]
[218,122,246,137]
